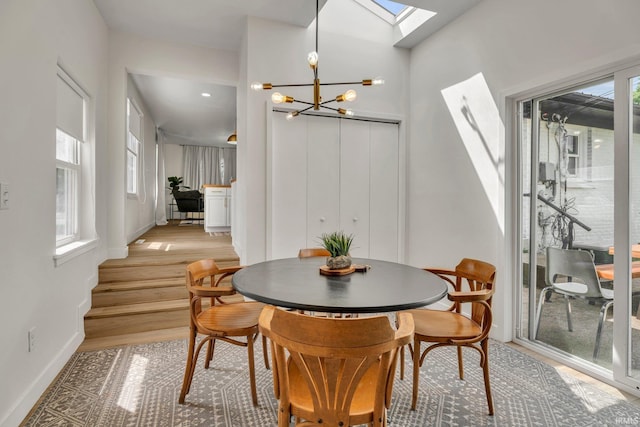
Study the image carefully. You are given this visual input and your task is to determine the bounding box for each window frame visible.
[55,129,81,246]
[126,98,143,197]
[55,67,86,248]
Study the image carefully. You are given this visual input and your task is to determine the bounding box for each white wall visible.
[406,0,640,341]
[107,31,239,257]
[125,74,158,242]
[0,0,108,425]
[238,0,410,264]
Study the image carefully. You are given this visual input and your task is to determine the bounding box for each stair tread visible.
[78,327,190,352]
[93,278,184,293]
[100,255,239,269]
[86,299,189,318]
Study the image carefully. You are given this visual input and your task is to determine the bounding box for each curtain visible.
[155,129,168,225]
[182,145,237,189]
[220,147,237,185]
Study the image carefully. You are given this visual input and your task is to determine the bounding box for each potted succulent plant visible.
[319,231,354,270]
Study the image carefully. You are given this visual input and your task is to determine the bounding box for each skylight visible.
[372,0,408,16]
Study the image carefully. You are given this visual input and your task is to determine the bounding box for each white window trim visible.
[55,64,96,266]
[126,98,143,197]
[54,238,98,267]
[55,140,80,246]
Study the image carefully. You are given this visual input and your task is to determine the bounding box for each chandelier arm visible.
[320,81,368,86]
[299,105,315,114]
[319,99,338,106]
[320,105,341,112]
[292,99,316,107]
[315,0,319,71]
[270,83,315,88]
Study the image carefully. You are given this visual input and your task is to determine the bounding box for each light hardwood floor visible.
[77,224,640,408]
[78,222,239,351]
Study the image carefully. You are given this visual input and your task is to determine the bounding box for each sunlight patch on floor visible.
[117,354,148,413]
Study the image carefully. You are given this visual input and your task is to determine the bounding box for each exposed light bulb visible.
[338,108,354,116]
[336,89,357,102]
[344,89,357,102]
[307,51,319,67]
[372,77,385,85]
[251,82,272,91]
[286,111,299,121]
[201,92,211,97]
[271,93,293,104]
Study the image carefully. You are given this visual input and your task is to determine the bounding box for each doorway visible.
[515,66,640,391]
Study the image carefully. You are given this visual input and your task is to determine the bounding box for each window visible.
[56,129,80,244]
[372,0,408,16]
[127,99,142,195]
[56,68,85,247]
[565,134,579,176]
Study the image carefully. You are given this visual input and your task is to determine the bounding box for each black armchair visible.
[173,190,204,220]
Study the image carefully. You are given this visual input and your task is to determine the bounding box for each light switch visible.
[0,182,8,210]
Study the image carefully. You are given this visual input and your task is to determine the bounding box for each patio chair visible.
[259,305,413,427]
[535,247,613,361]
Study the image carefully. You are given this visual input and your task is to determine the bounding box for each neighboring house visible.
[2,0,640,426]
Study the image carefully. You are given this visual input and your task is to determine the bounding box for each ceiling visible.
[94,0,481,146]
[130,74,236,147]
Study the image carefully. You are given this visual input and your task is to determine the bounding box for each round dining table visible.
[232,257,448,314]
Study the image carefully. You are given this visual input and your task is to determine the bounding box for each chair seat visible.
[552,281,613,300]
[288,355,381,420]
[409,309,482,340]
[197,301,264,334]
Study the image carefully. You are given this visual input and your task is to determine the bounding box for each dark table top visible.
[232,257,448,313]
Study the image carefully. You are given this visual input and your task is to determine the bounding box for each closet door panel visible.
[369,122,399,261]
[340,120,370,258]
[271,113,308,259]
[307,116,340,246]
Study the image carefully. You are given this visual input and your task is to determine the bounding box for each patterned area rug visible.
[22,338,640,426]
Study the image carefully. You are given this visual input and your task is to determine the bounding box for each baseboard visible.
[107,245,129,259]
[127,222,156,245]
[0,332,84,427]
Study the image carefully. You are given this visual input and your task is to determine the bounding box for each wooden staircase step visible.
[78,327,189,352]
[93,277,184,293]
[84,300,190,339]
[86,299,189,319]
[98,264,186,283]
[99,253,239,269]
[91,285,188,307]
[83,225,241,343]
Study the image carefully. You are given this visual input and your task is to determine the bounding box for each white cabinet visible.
[270,114,401,261]
[204,186,231,232]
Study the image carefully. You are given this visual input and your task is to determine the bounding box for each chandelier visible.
[250,0,384,120]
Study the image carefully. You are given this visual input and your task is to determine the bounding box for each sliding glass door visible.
[616,66,640,384]
[517,65,640,390]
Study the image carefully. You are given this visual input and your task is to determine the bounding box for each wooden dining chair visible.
[259,305,414,427]
[401,258,496,414]
[298,247,331,258]
[179,259,269,406]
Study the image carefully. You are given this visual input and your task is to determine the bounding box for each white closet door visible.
[307,116,340,247]
[340,120,371,258]
[271,113,308,259]
[369,122,399,261]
